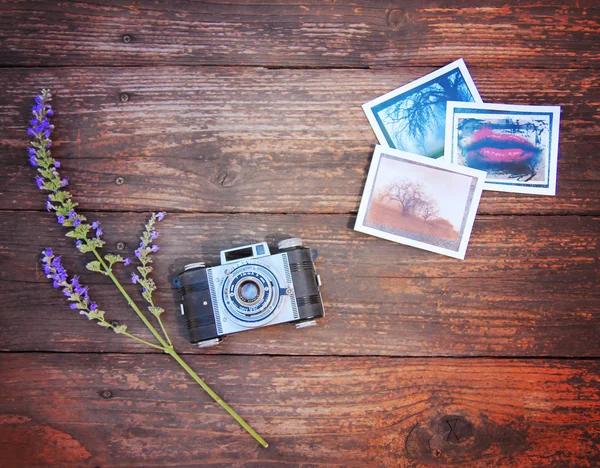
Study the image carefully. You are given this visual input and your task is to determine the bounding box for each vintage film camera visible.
[175,238,324,347]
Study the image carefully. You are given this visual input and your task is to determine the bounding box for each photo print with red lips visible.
[444,102,561,195]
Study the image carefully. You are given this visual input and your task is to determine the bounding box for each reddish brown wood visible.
[0,212,597,357]
[0,1,598,465]
[0,1,598,69]
[1,67,598,215]
[0,354,598,467]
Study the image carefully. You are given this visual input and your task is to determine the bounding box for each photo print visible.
[355,146,486,259]
[362,59,482,159]
[444,102,561,195]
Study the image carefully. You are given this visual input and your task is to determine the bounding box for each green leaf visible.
[77,243,92,253]
[105,254,124,265]
[98,321,111,328]
[149,306,164,317]
[114,324,128,334]
[86,261,103,273]
[137,266,153,276]
[65,230,83,239]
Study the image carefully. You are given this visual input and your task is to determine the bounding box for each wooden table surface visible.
[1,1,599,466]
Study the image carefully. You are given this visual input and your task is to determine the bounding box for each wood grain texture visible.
[0,354,598,467]
[1,67,599,215]
[1,212,597,356]
[0,0,598,69]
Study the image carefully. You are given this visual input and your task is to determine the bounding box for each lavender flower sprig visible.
[29,90,268,448]
[131,211,171,345]
[41,249,164,350]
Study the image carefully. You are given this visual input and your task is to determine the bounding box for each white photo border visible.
[362,58,483,154]
[355,145,486,260]
[444,102,561,195]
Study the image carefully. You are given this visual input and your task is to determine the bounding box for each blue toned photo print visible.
[363,59,482,159]
[444,102,561,196]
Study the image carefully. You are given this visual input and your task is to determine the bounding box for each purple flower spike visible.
[124,258,132,266]
[151,244,159,253]
[134,249,141,258]
[35,176,44,189]
[45,200,54,212]
[131,273,139,284]
[90,302,98,311]
[53,280,60,288]
[60,178,68,187]
[95,228,103,237]
[28,147,36,156]
[150,231,159,240]
[29,155,38,167]
[70,303,78,309]
[45,141,52,148]
[91,221,100,229]
[43,248,53,257]
[73,219,81,227]
[27,127,36,137]
[51,256,62,268]
[57,215,65,225]
[46,108,54,117]
[75,240,83,248]
[156,212,165,222]
[68,211,76,220]
[54,161,61,168]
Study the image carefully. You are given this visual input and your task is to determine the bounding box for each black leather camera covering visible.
[285,247,325,322]
[178,267,219,343]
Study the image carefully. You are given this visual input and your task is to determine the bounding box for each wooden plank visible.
[0,353,598,466]
[1,212,597,357]
[0,0,598,69]
[2,67,599,215]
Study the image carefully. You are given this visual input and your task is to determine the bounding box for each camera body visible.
[176,238,324,347]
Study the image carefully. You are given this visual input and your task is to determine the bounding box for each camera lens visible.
[239,280,259,303]
[234,278,264,307]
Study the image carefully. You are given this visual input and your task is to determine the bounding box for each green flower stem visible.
[165,347,269,448]
[156,315,173,347]
[105,323,166,350]
[90,246,269,447]
[92,248,170,348]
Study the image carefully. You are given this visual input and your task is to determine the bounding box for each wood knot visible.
[213,164,241,188]
[442,416,473,444]
[386,9,408,30]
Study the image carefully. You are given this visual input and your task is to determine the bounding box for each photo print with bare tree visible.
[362,59,482,159]
[355,146,486,259]
[444,102,561,195]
